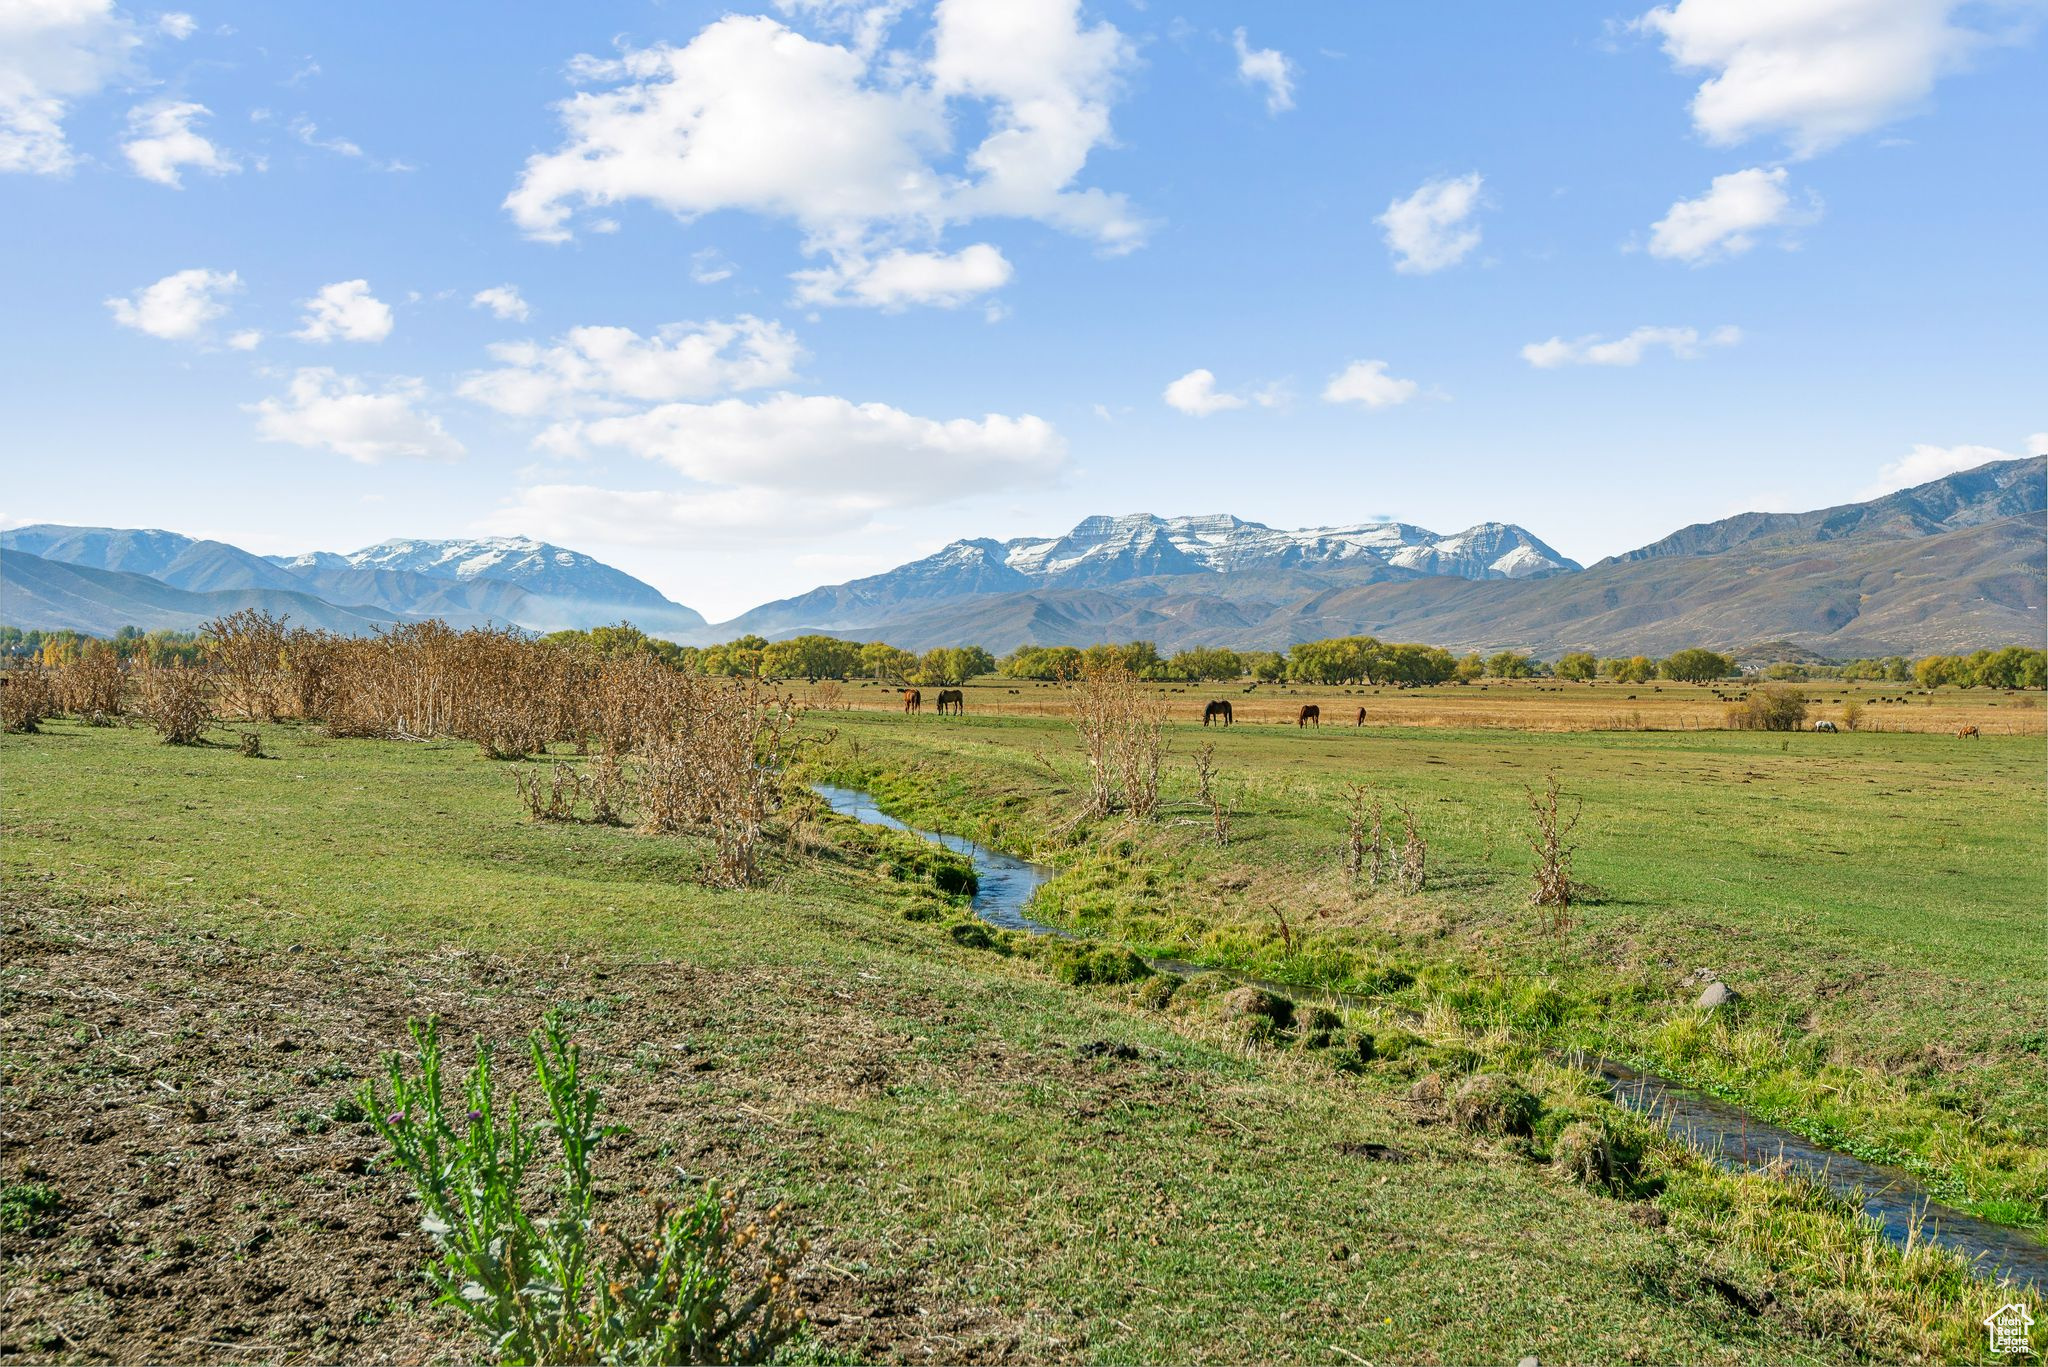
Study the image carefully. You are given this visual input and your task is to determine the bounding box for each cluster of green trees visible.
[539,627,991,685]
[1273,637,1461,685]
[1747,648,2045,687]
[0,624,207,666]
[1908,647,2047,690]
[996,641,1249,681]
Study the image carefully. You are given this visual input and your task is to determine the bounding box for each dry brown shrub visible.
[1064,660,1167,821]
[58,642,124,718]
[282,628,339,720]
[1342,783,1388,887]
[585,749,627,825]
[206,609,290,721]
[136,661,213,744]
[635,679,812,887]
[1,666,57,734]
[1398,808,1427,893]
[1527,771,1583,932]
[516,762,586,822]
[1192,742,1235,846]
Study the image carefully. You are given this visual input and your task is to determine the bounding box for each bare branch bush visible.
[516,762,587,822]
[1527,770,1584,934]
[206,609,290,721]
[1064,660,1168,822]
[1,667,57,734]
[1064,662,1120,819]
[1197,746,1236,847]
[1342,783,1388,887]
[282,628,339,721]
[1398,807,1427,893]
[58,642,124,719]
[136,660,213,745]
[635,679,815,888]
[1192,742,1217,807]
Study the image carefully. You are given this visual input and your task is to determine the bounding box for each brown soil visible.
[0,901,1032,1364]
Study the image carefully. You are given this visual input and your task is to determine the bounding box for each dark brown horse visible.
[902,688,922,715]
[936,688,964,716]
[1297,704,1320,728]
[1203,699,1233,727]
[1356,707,1367,725]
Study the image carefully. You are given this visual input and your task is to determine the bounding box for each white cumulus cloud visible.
[1649,166,1818,263]
[459,316,802,419]
[564,392,1062,497]
[1232,28,1295,115]
[0,0,142,175]
[1322,360,1420,409]
[1861,438,2042,498]
[471,285,530,322]
[294,279,394,343]
[1636,0,1995,157]
[498,391,1067,541]
[121,99,238,186]
[157,12,195,39]
[105,267,240,340]
[504,1,1141,307]
[1520,324,1741,368]
[249,368,464,463]
[1377,172,1484,274]
[1163,369,1245,417]
[792,243,1012,309]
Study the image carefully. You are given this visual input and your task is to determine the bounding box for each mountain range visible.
[3,456,2041,658]
[0,530,703,639]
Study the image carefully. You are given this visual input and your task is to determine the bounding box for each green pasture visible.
[809,710,2048,1229]
[2,717,2041,1361]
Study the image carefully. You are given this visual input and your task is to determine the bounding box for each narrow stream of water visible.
[812,781,2045,1291]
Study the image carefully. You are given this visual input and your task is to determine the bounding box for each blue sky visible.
[3,0,2043,621]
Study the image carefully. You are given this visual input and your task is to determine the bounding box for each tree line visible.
[8,621,2042,690]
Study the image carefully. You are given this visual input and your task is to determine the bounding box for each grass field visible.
[3,709,2043,1362]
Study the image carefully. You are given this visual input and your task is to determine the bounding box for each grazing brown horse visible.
[1356,707,1367,726]
[936,688,965,716]
[1957,724,1979,739]
[902,688,922,715]
[1203,699,1233,727]
[1297,704,1320,729]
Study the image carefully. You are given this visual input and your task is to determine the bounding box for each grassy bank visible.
[805,708,2048,1236]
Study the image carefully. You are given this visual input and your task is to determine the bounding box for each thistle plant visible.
[362,1014,806,1364]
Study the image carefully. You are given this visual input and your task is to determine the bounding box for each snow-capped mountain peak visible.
[981,513,1576,584]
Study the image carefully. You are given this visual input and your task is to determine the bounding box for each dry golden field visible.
[800,677,2047,735]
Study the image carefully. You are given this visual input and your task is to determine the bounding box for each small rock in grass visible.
[1695,981,1740,1009]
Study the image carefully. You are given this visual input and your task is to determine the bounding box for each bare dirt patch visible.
[0,900,1037,1364]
